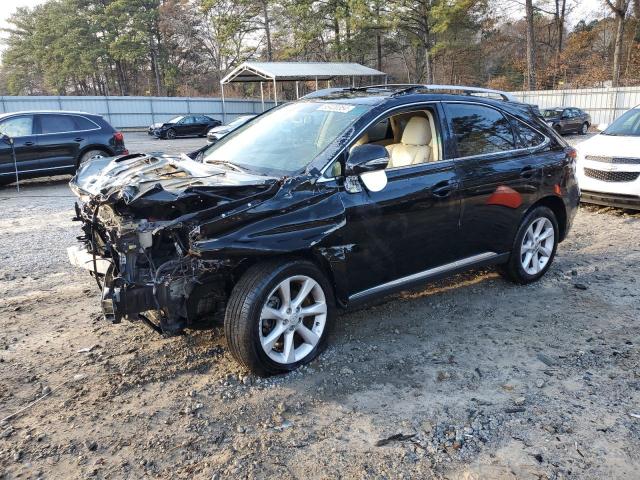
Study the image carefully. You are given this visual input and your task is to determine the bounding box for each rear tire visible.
[224,259,335,376]
[499,206,559,285]
[78,149,108,168]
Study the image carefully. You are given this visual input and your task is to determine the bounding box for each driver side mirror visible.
[1,134,12,145]
[345,144,389,175]
[344,144,389,193]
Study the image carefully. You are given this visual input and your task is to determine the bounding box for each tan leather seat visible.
[349,132,370,153]
[386,117,431,168]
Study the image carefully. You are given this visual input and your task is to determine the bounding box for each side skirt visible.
[347,252,510,307]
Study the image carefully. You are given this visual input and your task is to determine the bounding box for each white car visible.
[575,107,640,210]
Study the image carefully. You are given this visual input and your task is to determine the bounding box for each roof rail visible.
[390,84,516,101]
[300,84,517,102]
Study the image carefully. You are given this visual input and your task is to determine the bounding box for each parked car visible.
[206,115,256,144]
[542,107,591,135]
[575,106,640,209]
[0,111,127,185]
[68,85,579,376]
[150,115,221,139]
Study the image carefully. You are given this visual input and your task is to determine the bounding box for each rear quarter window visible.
[73,116,99,130]
[511,118,546,148]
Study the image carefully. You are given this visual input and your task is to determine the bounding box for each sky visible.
[0,0,612,54]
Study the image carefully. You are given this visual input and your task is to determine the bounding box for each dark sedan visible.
[150,115,221,139]
[542,107,591,135]
[0,111,127,185]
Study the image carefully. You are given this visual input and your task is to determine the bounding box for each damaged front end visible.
[68,153,281,334]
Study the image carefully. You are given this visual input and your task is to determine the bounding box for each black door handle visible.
[432,180,456,198]
[520,166,535,178]
[24,141,34,146]
[74,137,84,142]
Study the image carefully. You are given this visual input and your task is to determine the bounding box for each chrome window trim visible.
[318,100,440,179]
[442,100,551,161]
[349,252,498,301]
[35,113,101,136]
[0,113,101,137]
[318,99,552,182]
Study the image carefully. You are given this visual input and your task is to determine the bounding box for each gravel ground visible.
[1,134,639,479]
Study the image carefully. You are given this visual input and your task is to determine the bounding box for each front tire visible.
[165,128,176,140]
[224,260,334,376]
[500,206,559,285]
[580,122,589,135]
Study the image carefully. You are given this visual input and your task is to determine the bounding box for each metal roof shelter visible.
[219,61,386,121]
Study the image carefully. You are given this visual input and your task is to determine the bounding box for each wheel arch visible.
[528,195,568,241]
[228,249,347,309]
[76,145,114,168]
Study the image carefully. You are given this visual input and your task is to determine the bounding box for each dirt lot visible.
[1,134,639,479]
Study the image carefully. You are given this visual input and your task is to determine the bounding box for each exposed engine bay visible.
[68,153,347,334]
[69,153,281,333]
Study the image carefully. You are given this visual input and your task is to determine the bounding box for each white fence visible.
[510,86,640,126]
[0,95,275,129]
[2,87,638,129]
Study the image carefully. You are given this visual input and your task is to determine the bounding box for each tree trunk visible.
[375,2,382,71]
[612,9,626,86]
[345,2,351,61]
[333,3,341,60]
[606,0,630,87]
[525,0,537,90]
[261,0,273,61]
[115,60,128,96]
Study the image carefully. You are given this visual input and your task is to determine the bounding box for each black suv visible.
[0,111,127,185]
[542,107,591,135]
[68,85,579,376]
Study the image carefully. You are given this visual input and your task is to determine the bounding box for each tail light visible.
[113,131,124,143]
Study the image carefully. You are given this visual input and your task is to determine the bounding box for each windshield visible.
[167,116,184,124]
[202,102,369,175]
[543,109,562,118]
[603,109,640,136]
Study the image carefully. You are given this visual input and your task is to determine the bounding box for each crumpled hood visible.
[69,153,280,220]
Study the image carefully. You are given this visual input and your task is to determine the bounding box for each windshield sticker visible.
[317,104,356,113]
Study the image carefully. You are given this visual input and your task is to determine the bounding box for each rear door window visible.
[444,103,516,157]
[39,114,78,134]
[0,115,34,137]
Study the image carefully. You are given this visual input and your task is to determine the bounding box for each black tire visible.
[499,206,559,285]
[78,149,108,168]
[165,128,176,140]
[580,122,589,135]
[224,259,335,376]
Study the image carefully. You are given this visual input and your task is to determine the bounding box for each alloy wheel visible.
[166,129,176,139]
[259,275,327,365]
[520,217,555,275]
[581,123,588,134]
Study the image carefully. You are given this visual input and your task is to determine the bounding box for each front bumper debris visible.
[67,245,111,275]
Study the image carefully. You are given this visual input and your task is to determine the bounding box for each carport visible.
[219,61,386,121]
